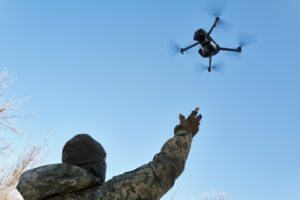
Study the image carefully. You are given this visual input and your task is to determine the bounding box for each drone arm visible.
[180,42,200,54]
[208,17,220,36]
[219,47,242,52]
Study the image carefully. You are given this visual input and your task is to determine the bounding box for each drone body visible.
[195,28,220,58]
[180,17,241,72]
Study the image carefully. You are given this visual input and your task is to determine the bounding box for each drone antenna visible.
[208,17,220,36]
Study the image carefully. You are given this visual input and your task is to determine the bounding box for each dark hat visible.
[62,134,106,165]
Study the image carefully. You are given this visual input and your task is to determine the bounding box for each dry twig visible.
[0,139,47,200]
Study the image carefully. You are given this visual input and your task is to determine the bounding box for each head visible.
[62,134,107,184]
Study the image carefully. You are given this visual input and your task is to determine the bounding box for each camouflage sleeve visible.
[99,126,193,200]
[149,125,193,196]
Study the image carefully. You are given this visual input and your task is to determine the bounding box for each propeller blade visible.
[212,61,226,73]
[227,51,242,59]
[168,40,198,57]
[217,19,232,32]
[167,39,181,56]
[238,33,257,47]
[225,33,256,59]
[194,62,209,73]
[204,0,231,32]
[205,0,227,18]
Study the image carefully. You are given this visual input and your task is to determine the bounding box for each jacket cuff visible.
[173,125,192,136]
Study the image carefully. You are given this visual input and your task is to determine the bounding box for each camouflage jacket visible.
[17,127,193,200]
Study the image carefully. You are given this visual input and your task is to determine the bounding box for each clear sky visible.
[1,0,300,199]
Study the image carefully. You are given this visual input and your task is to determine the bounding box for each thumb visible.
[179,113,185,123]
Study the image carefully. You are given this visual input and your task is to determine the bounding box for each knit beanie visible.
[62,134,106,165]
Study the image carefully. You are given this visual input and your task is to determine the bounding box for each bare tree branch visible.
[0,69,29,156]
[0,138,47,200]
[0,69,47,200]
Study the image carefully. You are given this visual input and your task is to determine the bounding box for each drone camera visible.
[193,29,205,42]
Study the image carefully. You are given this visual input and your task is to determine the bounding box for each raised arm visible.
[100,108,202,200]
[149,107,202,198]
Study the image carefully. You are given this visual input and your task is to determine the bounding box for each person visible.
[17,107,202,200]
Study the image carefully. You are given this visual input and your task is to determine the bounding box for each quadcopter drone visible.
[180,17,241,72]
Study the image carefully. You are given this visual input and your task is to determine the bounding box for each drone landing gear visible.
[208,56,212,72]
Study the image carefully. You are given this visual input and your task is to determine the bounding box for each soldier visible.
[17,107,202,200]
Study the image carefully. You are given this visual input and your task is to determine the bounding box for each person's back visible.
[17,108,202,200]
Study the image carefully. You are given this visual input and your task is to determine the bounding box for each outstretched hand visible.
[178,107,202,137]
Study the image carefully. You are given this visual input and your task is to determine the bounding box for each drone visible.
[180,17,241,72]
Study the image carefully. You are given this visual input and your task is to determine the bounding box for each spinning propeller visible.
[204,0,231,33]
[196,61,225,73]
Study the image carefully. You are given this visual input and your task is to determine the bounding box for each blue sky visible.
[1,0,300,199]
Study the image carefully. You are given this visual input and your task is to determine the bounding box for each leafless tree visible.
[0,70,23,155]
[0,140,46,200]
[0,70,46,200]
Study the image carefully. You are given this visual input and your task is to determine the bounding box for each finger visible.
[189,111,198,119]
[196,114,202,121]
[179,113,185,123]
[189,107,199,118]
